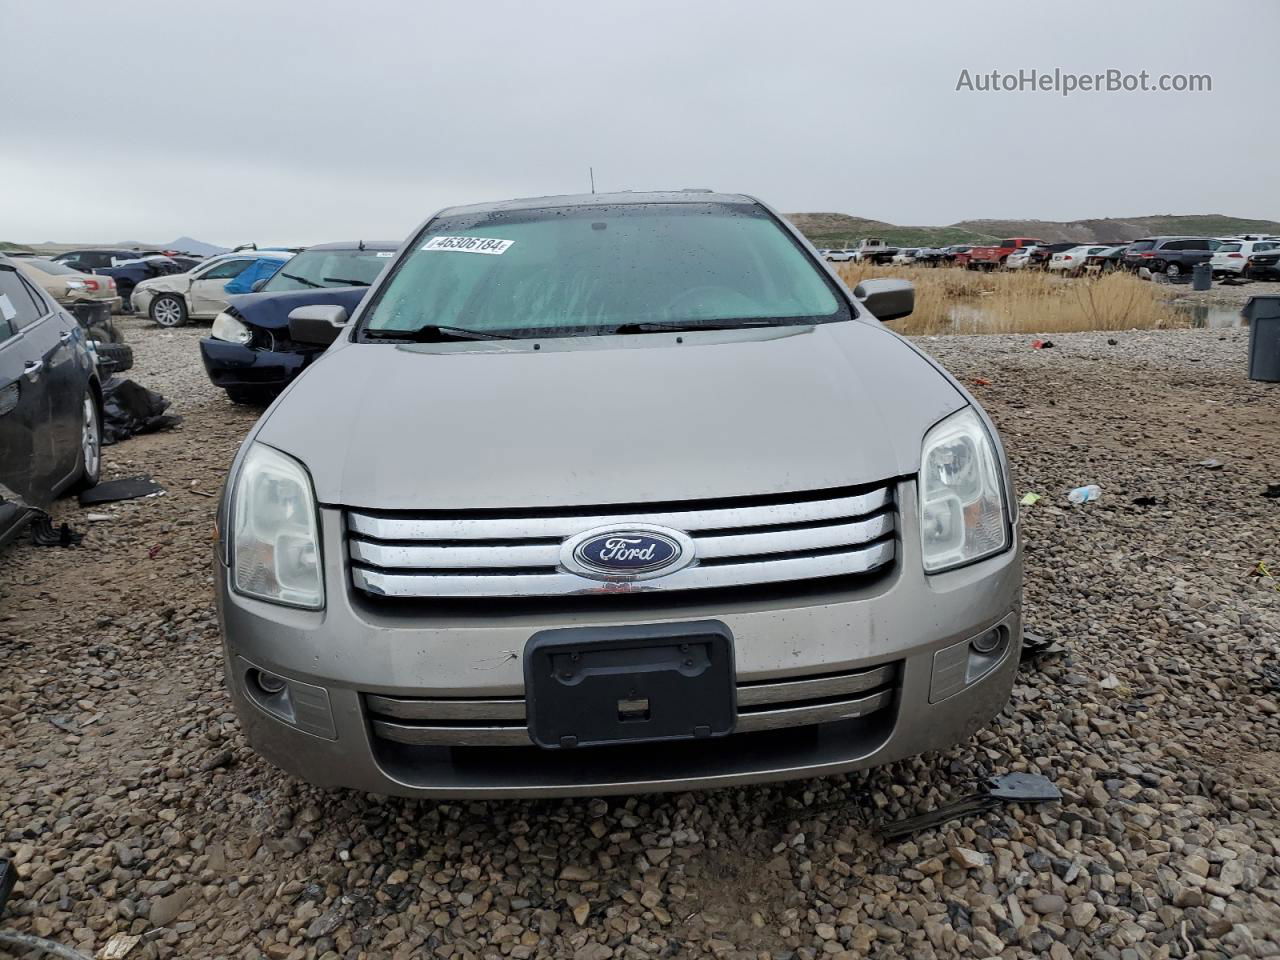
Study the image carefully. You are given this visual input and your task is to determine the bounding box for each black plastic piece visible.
[0,858,15,915]
[524,621,735,749]
[79,476,164,506]
[878,773,1061,840]
[987,771,1062,802]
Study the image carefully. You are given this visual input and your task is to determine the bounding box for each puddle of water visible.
[1172,301,1248,329]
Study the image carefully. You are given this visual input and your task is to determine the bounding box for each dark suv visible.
[51,249,152,271]
[1121,237,1217,278]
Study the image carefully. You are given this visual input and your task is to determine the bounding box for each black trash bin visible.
[1245,295,1280,383]
[1192,262,1212,291]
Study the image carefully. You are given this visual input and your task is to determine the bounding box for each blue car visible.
[199,241,396,404]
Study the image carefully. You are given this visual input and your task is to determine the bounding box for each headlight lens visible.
[919,407,1008,572]
[212,311,252,345]
[231,443,323,608]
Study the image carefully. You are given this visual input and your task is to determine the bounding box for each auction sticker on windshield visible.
[421,236,514,255]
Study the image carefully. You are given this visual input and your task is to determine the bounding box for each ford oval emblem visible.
[560,524,696,581]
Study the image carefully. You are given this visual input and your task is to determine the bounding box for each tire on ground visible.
[92,341,134,374]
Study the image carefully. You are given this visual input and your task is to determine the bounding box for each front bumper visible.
[216,481,1023,798]
[130,286,155,314]
[199,336,310,390]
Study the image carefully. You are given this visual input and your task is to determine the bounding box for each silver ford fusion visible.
[214,191,1022,798]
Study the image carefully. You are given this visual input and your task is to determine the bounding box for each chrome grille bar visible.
[348,513,893,571]
[353,541,894,598]
[347,483,897,599]
[347,487,891,541]
[367,687,897,747]
[364,662,898,721]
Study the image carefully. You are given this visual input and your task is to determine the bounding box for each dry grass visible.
[833,263,1182,335]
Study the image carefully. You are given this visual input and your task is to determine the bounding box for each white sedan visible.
[1211,239,1279,277]
[1048,245,1113,276]
[1005,246,1041,270]
[131,251,292,327]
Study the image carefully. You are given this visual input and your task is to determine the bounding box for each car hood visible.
[226,286,370,330]
[256,320,967,510]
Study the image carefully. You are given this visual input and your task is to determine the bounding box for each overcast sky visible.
[2,0,1276,246]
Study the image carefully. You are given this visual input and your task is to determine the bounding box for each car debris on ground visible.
[78,477,165,507]
[100,378,181,445]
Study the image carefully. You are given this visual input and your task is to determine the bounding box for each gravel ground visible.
[1161,278,1280,309]
[1,319,1278,960]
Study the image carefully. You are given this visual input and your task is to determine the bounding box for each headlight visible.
[919,407,1009,572]
[231,443,324,608]
[212,311,253,345]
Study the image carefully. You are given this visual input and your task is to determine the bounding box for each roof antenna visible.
[589,167,595,195]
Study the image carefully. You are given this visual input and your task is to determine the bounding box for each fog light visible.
[970,628,1003,654]
[252,669,287,695]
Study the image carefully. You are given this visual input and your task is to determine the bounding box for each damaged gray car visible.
[214,191,1022,798]
[0,256,102,547]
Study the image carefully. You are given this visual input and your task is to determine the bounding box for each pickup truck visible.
[966,237,1044,271]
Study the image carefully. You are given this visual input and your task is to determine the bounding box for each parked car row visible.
[198,241,396,403]
[919,234,1280,280]
[133,250,296,327]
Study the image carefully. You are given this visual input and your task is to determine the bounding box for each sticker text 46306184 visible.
[421,236,514,256]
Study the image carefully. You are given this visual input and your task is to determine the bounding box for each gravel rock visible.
[0,325,1277,958]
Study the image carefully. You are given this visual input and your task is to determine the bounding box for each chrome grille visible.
[365,661,899,747]
[347,483,896,599]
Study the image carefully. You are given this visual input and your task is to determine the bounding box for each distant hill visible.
[0,241,34,253]
[786,213,1280,247]
[168,236,228,256]
[10,236,230,256]
[786,214,989,248]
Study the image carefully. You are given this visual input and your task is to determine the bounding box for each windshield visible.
[263,248,392,292]
[360,202,846,339]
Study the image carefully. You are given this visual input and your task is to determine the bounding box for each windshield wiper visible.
[610,319,786,335]
[278,272,321,289]
[364,324,515,342]
[322,277,371,286]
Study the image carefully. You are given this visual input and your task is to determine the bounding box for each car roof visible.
[304,241,400,252]
[436,190,756,218]
[59,247,143,255]
[215,250,292,260]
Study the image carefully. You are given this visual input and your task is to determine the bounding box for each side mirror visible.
[288,304,349,345]
[251,278,269,292]
[853,278,914,322]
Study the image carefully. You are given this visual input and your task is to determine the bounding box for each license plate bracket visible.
[524,621,736,749]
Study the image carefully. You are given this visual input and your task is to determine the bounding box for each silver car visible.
[215,191,1022,798]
